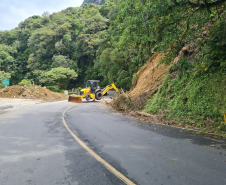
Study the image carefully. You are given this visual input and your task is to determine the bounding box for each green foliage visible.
[0,45,15,72]
[51,55,72,68]
[45,85,60,92]
[117,0,226,70]
[0,1,134,90]
[0,71,11,81]
[0,3,111,89]
[145,72,226,129]
[176,57,194,79]
[18,79,31,86]
[40,67,78,90]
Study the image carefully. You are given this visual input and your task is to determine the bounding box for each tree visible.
[40,67,78,89]
[0,71,11,80]
[0,50,14,72]
[51,55,73,68]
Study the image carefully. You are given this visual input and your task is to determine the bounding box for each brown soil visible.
[111,53,169,111]
[129,53,168,99]
[0,85,67,101]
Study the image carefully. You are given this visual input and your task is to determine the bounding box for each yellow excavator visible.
[68,80,120,103]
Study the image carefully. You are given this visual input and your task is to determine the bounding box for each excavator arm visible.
[101,83,120,102]
[102,83,120,96]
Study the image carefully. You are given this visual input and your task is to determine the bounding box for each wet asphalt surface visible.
[0,105,13,110]
[0,95,226,185]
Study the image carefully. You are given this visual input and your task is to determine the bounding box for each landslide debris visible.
[129,53,168,99]
[111,53,168,112]
[111,52,182,127]
[0,85,67,101]
[111,49,190,111]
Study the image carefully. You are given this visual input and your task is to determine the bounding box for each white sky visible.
[0,0,84,31]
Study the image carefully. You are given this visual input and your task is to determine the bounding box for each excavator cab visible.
[85,80,100,93]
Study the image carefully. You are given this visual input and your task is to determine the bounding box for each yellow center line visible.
[62,105,136,185]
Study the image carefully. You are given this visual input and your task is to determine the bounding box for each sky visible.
[0,0,84,31]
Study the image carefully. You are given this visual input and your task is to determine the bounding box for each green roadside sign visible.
[3,78,10,85]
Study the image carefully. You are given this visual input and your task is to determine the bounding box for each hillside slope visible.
[129,53,167,99]
[112,51,226,132]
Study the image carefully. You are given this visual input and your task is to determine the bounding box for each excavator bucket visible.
[68,95,82,103]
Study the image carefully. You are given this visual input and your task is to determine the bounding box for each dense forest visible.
[0,0,226,128]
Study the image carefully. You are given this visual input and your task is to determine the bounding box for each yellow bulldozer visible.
[68,80,120,103]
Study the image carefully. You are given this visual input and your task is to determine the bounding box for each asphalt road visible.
[0,96,226,185]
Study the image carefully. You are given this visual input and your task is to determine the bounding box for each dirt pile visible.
[0,85,67,101]
[111,90,145,112]
[129,53,168,99]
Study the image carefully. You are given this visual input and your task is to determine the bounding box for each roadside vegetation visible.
[144,71,226,131]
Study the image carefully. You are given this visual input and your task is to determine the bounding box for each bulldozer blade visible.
[68,96,82,103]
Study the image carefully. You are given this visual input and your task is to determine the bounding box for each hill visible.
[82,0,105,5]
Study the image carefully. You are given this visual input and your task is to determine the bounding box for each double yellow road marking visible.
[62,105,136,185]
